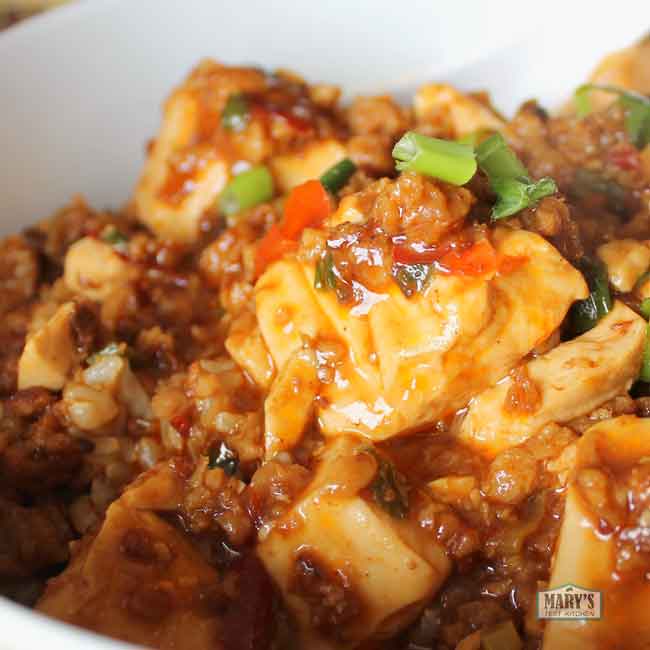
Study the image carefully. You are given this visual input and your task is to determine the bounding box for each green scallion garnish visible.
[392,131,477,185]
[320,158,356,194]
[207,442,239,475]
[641,298,650,320]
[476,133,557,220]
[314,252,337,290]
[222,93,250,132]
[368,452,409,519]
[489,176,558,221]
[569,257,612,336]
[640,325,650,383]
[393,263,432,297]
[574,83,650,149]
[361,446,409,519]
[638,297,650,383]
[102,226,129,251]
[571,168,628,216]
[475,132,528,180]
[218,165,274,216]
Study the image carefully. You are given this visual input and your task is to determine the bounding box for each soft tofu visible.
[269,139,347,194]
[460,301,645,457]
[255,258,336,372]
[225,321,275,390]
[264,347,319,459]
[597,239,650,292]
[134,62,269,243]
[257,436,450,648]
[414,84,505,138]
[134,89,229,243]
[255,228,587,441]
[37,464,224,650]
[543,416,650,650]
[64,237,134,302]
[18,302,77,391]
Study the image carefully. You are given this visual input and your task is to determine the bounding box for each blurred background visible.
[0,0,68,29]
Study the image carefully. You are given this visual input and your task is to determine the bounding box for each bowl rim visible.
[1,2,649,649]
[0,593,138,650]
[0,0,114,49]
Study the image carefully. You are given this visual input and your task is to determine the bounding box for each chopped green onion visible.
[367,451,409,519]
[574,84,650,149]
[480,620,522,650]
[641,325,650,382]
[392,131,477,185]
[222,93,250,132]
[476,133,528,180]
[639,299,650,383]
[314,252,337,290]
[476,133,557,220]
[207,442,239,475]
[641,298,650,320]
[569,257,613,336]
[571,168,628,216]
[320,158,356,195]
[489,176,557,221]
[218,165,274,216]
[621,95,650,149]
[574,85,595,119]
[393,263,432,297]
[102,226,129,253]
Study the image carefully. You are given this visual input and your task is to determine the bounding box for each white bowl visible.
[0,1,647,648]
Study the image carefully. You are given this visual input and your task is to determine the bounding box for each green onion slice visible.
[392,131,477,185]
[641,324,650,383]
[363,447,409,519]
[571,168,628,215]
[574,83,650,149]
[393,263,432,297]
[489,176,557,221]
[320,158,356,195]
[207,442,239,475]
[102,226,129,253]
[639,298,650,383]
[569,257,613,336]
[222,93,250,132]
[314,252,337,290]
[641,298,650,320]
[218,165,274,216]
[476,132,528,180]
[476,133,557,220]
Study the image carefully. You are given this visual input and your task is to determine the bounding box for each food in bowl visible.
[2,33,650,650]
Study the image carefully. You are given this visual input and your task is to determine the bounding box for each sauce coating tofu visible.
[460,301,645,457]
[257,436,450,648]
[37,464,226,650]
[544,416,650,650]
[256,228,587,441]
